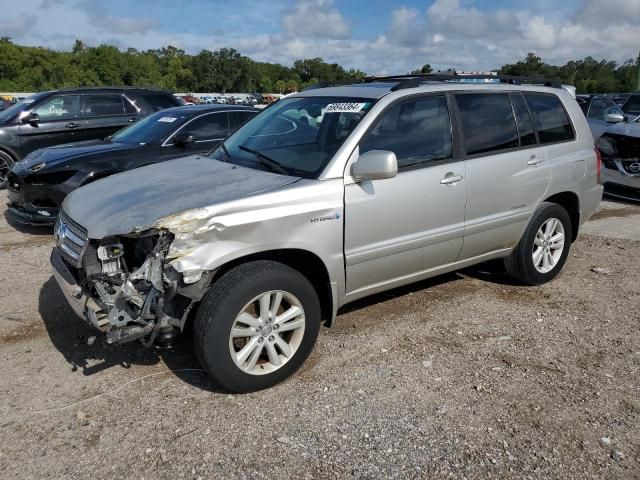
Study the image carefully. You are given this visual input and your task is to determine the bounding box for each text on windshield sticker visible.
[323,103,368,113]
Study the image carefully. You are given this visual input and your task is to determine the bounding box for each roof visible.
[41,86,177,95]
[161,104,260,115]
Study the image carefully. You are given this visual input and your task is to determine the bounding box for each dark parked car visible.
[0,100,12,111]
[595,120,640,202]
[576,94,628,139]
[7,104,258,225]
[0,87,183,188]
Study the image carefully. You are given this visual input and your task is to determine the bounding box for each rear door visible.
[344,94,467,297]
[80,93,136,142]
[456,92,550,259]
[17,94,84,154]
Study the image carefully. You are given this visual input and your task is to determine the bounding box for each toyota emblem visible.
[629,162,640,174]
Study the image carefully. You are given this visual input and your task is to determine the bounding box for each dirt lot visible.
[0,191,638,479]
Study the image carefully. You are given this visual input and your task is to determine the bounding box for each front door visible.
[18,94,84,155]
[344,94,467,297]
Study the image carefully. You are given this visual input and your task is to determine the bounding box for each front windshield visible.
[210,96,375,177]
[0,94,44,124]
[111,109,189,145]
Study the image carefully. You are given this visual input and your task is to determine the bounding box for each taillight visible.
[594,147,602,184]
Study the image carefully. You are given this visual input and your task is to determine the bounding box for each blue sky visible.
[1,0,638,73]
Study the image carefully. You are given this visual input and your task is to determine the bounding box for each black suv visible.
[0,87,182,188]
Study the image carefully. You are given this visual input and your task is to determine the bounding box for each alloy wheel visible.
[532,217,565,274]
[228,290,306,375]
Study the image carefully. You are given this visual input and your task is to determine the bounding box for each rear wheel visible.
[193,260,321,393]
[504,202,572,285]
[0,150,15,189]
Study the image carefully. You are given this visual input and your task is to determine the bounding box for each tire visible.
[504,202,572,285]
[193,260,321,393]
[0,150,15,190]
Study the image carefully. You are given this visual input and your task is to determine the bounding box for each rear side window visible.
[510,94,537,147]
[138,93,182,112]
[84,94,126,116]
[455,93,518,156]
[361,95,452,169]
[524,94,574,144]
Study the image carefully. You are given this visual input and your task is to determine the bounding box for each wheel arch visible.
[543,191,580,242]
[0,145,19,162]
[208,248,335,327]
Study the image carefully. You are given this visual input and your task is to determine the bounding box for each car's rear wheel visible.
[0,150,15,189]
[193,260,321,393]
[504,202,572,285]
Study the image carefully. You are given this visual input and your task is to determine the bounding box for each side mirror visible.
[173,133,196,147]
[352,149,398,181]
[604,112,624,123]
[22,112,40,126]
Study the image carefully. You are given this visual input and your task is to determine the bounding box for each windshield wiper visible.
[238,145,289,175]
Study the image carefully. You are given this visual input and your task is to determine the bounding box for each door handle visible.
[527,155,544,166]
[128,117,137,123]
[65,122,81,129]
[440,174,464,185]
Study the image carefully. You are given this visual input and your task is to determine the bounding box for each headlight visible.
[29,162,46,173]
[595,137,617,156]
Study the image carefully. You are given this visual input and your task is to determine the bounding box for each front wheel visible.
[504,202,572,285]
[0,150,15,189]
[193,260,321,393]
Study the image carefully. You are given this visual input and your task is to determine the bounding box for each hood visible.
[16,140,141,171]
[605,121,640,139]
[62,155,300,238]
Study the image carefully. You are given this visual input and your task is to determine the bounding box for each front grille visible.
[620,160,640,176]
[55,210,88,268]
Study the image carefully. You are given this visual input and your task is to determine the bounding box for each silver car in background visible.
[50,75,602,392]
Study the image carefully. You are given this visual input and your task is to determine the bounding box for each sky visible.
[1,0,639,74]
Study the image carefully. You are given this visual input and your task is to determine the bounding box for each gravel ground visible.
[0,190,639,479]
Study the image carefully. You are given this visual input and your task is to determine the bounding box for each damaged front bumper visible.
[50,225,210,347]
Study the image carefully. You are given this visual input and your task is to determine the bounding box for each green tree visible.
[274,80,286,94]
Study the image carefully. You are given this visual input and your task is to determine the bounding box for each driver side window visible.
[588,97,622,121]
[181,112,229,141]
[32,95,82,121]
[360,95,452,169]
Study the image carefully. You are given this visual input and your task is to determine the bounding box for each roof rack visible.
[302,73,564,92]
[364,73,563,91]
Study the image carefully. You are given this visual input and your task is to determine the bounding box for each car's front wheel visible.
[0,150,15,189]
[504,202,572,285]
[193,260,321,393]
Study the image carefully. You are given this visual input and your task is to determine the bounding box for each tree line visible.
[0,38,637,94]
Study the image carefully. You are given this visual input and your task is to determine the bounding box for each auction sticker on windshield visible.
[158,117,178,123]
[323,103,369,113]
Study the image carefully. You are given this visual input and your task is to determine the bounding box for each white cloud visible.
[281,0,350,39]
[0,0,638,76]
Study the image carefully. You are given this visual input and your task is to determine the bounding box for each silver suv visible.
[50,75,603,392]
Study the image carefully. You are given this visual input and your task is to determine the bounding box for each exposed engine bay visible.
[71,230,212,347]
